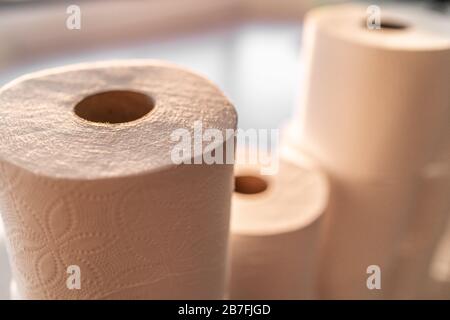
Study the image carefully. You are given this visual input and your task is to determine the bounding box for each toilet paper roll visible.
[389,164,450,299]
[317,174,425,299]
[229,152,329,299]
[283,127,450,299]
[0,60,237,299]
[296,4,450,178]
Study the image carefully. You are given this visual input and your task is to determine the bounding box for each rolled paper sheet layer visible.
[229,151,329,299]
[296,4,450,178]
[0,60,237,299]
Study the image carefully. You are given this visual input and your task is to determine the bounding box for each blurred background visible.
[0,0,449,299]
[0,0,448,130]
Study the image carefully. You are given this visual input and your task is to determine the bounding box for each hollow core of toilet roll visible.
[380,20,408,30]
[231,158,329,236]
[74,90,154,124]
[362,19,409,30]
[234,174,268,195]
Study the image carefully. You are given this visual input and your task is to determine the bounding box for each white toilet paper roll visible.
[284,121,450,300]
[316,175,424,299]
[296,4,450,178]
[0,60,237,299]
[229,151,329,299]
[389,164,450,299]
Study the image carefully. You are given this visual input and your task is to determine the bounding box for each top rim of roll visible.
[305,4,450,52]
[231,149,330,236]
[0,60,237,180]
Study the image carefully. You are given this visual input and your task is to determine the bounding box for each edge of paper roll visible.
[231,148,329,236]
[305,4,450,52]
[0,59,238,180]
[0,59,223,93]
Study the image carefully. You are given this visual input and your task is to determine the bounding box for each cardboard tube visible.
[0,61,237,299]
[229,151,329,299]
[296,4,450,178]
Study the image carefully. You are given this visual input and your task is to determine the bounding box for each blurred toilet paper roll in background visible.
[281,124,424,299]
[388,163,450,299]
[316,175,424,299]
[295,4,450,179]
[0,60,237,299]
[229,150,329,299]
[281,131,428,299]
